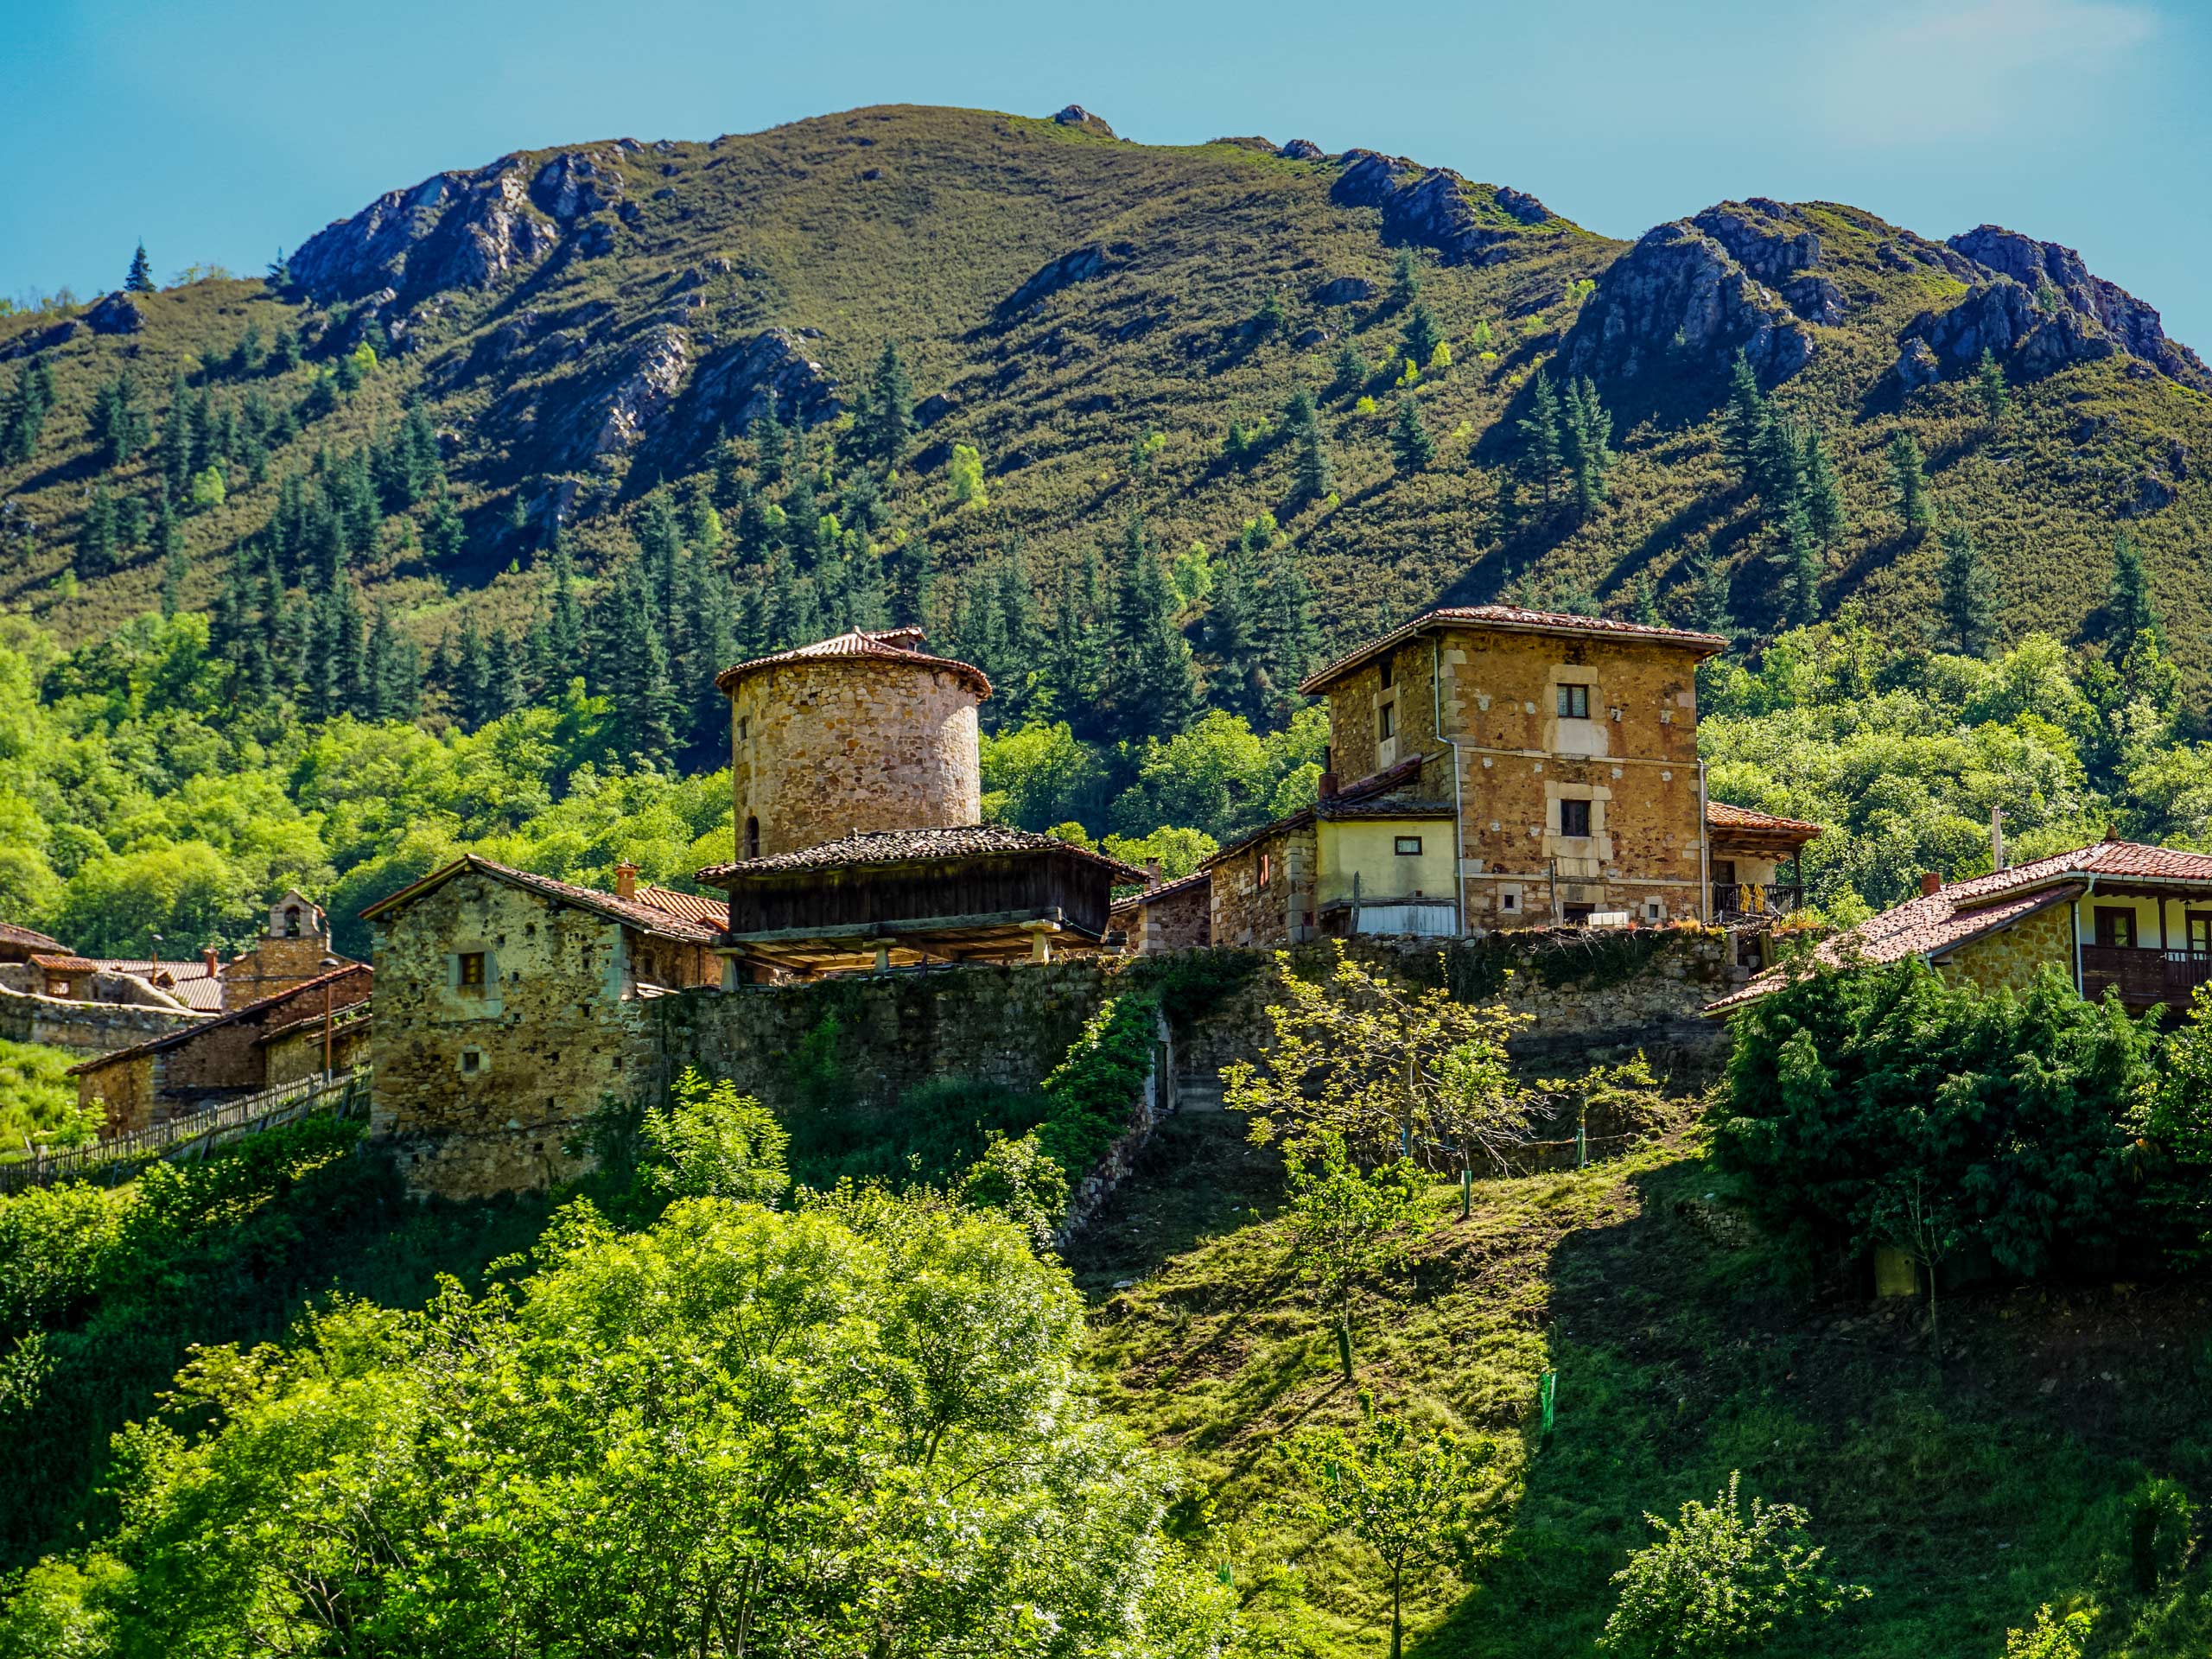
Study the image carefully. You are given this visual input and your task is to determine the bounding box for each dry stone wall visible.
[0,983,200,1057]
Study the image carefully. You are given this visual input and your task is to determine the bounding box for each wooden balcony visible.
[2079,944,2212,1007]
[1715,884,1806,925]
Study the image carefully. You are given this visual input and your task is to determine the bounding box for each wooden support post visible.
[1030,929,1052,964]
[874,942,892,971]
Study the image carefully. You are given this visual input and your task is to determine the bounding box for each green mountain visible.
[3,101,2208,696]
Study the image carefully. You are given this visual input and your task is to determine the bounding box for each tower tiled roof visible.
[698,824,1144,885]
[1300,606,1728,694]
[713,627,992,698]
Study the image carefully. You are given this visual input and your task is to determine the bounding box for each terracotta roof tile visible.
[632,884,728,927]
[27,953,98,974]
[1707,800,1823,837]
[713,627,991,699]
[0,921,65,952]
[1109,868,1213,915]
[698,824,1145,884]
[1301,606,1727,694]
[359,855,724,944]
[90,959,227,1011]
[68,964,372,1074]
[1705,837,2212,1014]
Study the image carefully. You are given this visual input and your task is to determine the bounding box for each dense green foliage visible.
[1037,992,1161,1175]
[0,1039,85,1155]
[1716,963,2158,1277]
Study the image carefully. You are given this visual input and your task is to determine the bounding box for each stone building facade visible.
[1111,871,1213,954]
[221,892,357,1003]
[720,627,987,861]
[361,856,721,1198]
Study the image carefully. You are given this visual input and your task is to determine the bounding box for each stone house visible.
[220,892,357,1004]
[70,963,373,1131]
[1709,836,2212,1017]
[360,855,723,1198]
[1111,870,1213,954]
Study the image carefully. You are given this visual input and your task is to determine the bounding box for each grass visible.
[3,104,2202,709]
[0,1036,84,1154]
[1071,1109,2212,1657]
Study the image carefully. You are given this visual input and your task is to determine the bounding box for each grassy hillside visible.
[3,104,2207,697]
[1071,1111,2212,1656]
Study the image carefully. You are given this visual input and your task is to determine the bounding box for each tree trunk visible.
[1389,1566,1404,1659]
[1338,1319,1353,1380]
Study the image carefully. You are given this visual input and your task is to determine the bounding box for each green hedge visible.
[1038,992,1160,1176]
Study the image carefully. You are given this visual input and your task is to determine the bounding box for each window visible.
[1378,702,1395,741]
[2094,907,2138,950]
[1645,899,1664,922]
[461,1048,482,1075]
[2191,912,2212,956]
[1500,892,1519,912]
[1559,798,1592,837]
[744,817,760,859]
[1394,836,1423,856]
[283,906,302,938]
[459,951,487,993]
[1379,653,1395,690]
[1557,683,1591,720]
[1565,905,1595,925]
[738,715,750,743]
[1259,851,1274,886]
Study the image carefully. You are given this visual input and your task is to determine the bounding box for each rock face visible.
[1312,276,1375,307]
[82,292,145,335]
[998,242,1132,317]
[1278,138,1325,161]
[1051,105,1116,139]
[1560,219,1815,384]
[1924,225,2212,391]
[289,156,563,307]
[654,328,842,462]
[1689,200,1847,327]
[1331,150,1554,267]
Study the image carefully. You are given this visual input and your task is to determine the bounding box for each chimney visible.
[1146,858,1162,891]
[1921,871,1942,898]
[202,946,220,977]
[1318,772,1338,801]
[1991,805,2005,872]
[614,861,638,900]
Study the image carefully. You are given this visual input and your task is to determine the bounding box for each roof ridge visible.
[1300,605,1728,695]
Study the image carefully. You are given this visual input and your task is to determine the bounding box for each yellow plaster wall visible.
[1318,818,1457,908]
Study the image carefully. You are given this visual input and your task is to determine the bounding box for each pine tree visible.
[1936,522,1999,656]
[1389,247,1421,308]
[1561,376,1615,518]
[125,242,156,294]
[1888,429,1934,537]
[1109,516,1198,741]
[1751,415,1803,509]
[160,373,196,501]
[486,629,524,722]
[1771,497,1821,628]
[1691,544,1735,639]
[114,492,144,553]
[1800,426,1847,544]
[1040,546,1109,740]
[1261,550,1319,719]
[156,499,188,617]
[454,619,493,728]
[711,437,744,509]
[783,466,821,564]
[1208,537,1263,721]
[1285,387,1334,501]
[868,340,915,468]
[1515,369,1566,507]
[839,467,886,534]
[1630,575,1661,626]
[1331,337,1369,397]
[271,327,302,373]
[1390,396,1434,473]
[1,359,53,465]
[635,492,684,619]
[1720,351,1770,491]
[895,535,934,629]
[76,486,117,577]
[1974,347,2011,424]
[1400,304,1441,372]
[2108,531,2158,643]
[751,410,788,484]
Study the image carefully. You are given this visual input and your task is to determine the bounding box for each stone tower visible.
[716,627,990,861]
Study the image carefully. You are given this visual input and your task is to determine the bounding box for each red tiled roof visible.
[0,921,65,952]
[1300,606,1728,694]
[28,952,98,974]
[359,855,725,944]
[90,959,228,1011]
[713,627,992,699]
[68,963,373,1074]
[1707,800,1822,838]
[1705,836,2212,1014]
[632,884,728,927]
[698,824,1145,884]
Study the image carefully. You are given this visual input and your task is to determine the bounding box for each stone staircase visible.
[1174,1073,1226,1115]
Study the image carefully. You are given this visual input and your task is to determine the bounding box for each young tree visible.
[1286,1402,1491,1659]
[637,1065,791,1204]
[1599,1472,1867,1658]
[1390,396,1434,473]
[1800,425,1847,544]
[1562,375,1616,518]
[1515,368,1567,508]
[2005,1606,2094,1659]
[1287,386,1335,502]
[1974,346,2012,425]
[75,486,117,578]
[1888,429,1933,537]
[2107,530,2158,643]
[1400,303,1441,373]
[1,358,53,465]
[1720,351,1770,491]
[1936,522,1998,657]
[1331,336,1370,397]
[1280,1129,1422,1376]
[948,442,987,507]
[867,339,914,468]
[125,241,156,294]
[1389,246,1421,308]
[1867,1168,1963,1362]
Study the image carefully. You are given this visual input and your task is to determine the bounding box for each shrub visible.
[2005,1605,2092,1659]
[637,1065,790,1204]
[1599,1471,1866,1657]
[1715,961,2156,1277]
[1037,992,1160,1175]
[957,1130,1070,1249]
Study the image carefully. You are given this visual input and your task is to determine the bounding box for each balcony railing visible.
[1714,883,1806,925]
[2079,944,2212,1007]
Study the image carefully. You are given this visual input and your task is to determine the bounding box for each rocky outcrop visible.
[997,242,1133,318]
[654,327,842,461]
[1937,224,2212,393]
[1332,151,1555,267]
[1688,201,1848,327]
[542,325,691,467]
[1312,276,1375,307]
[1051,105,1116,138]
[1278,138,1324,161]
[531,150,625,220]
[1896,337,1941,389]
[1560,219,1815,384]
[82,292,145,334]
[289,157,559,306]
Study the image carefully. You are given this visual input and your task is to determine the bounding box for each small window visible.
[2094,907,2138,950]
[744,817,760,859]
[1645,899,1664,921]
[459,951,487,992]
[1560,798,1592,837]
[1378,702,1395,740]
[1712,860,1738,889]
[1379,653,1395,690]
[283,906,302,938]
[1557,683,1591,720]
[460,1048,482,1075]
[1394,836,1423,856]
[1260,851,1274,886]
[738,715,750,743]
[1501,892,1519,912]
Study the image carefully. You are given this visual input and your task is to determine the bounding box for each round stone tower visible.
[716,627,991,860]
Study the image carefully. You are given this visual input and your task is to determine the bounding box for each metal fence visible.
[0,1066,372,1192]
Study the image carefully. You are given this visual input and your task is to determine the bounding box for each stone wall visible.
[0,982,201,1057]
[1210,819,1318,948]
[1122,880,1211,953]
[1943,900,2075,995]
[731,658,982,859]
[368,868,660,1198]
[224,934,348,1003]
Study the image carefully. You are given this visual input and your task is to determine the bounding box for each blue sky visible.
[3,0,2206,344]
